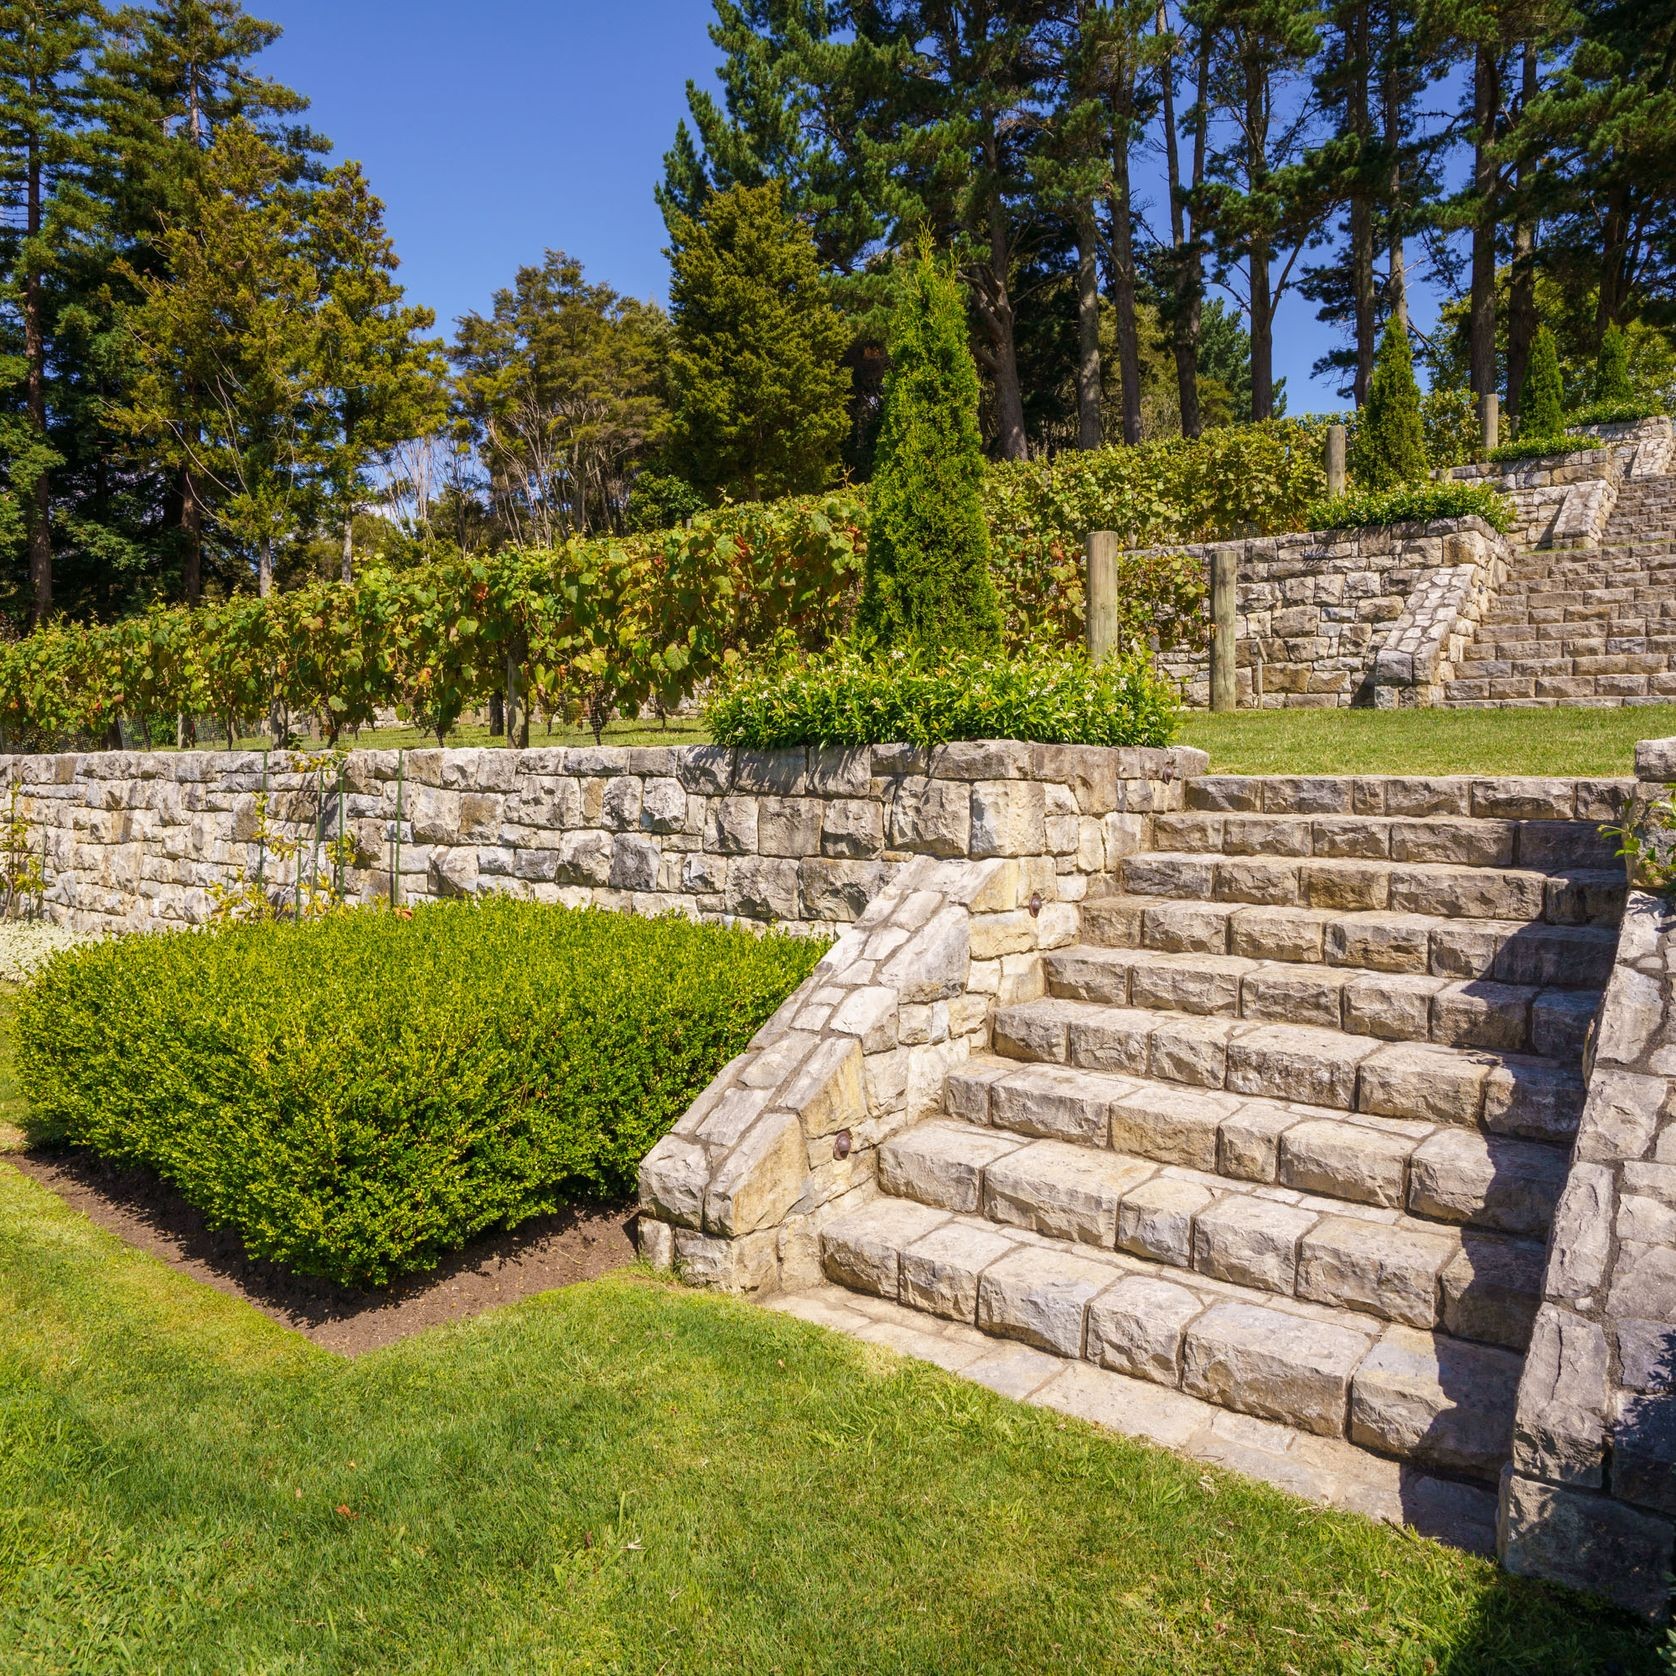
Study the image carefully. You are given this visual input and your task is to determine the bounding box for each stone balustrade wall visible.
[1498,734,1676,1617]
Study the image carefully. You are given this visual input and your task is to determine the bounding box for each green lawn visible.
[0,981,1659,1674]
[1180,703,1676,778]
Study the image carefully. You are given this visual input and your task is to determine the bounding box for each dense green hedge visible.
[1306,480,1514,534]
[706,643,1178,750]
[1489,435,1605,464]
[17,901,824,1286]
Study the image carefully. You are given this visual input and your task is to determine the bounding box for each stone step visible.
[1044,944,1599,1060]
[1149,810,1617,872]
[1442,676,1676,704]
[1182,775,1631,823]
[943,1058,1568,1237]
[1116,852,1623,927]
[819,1196,1526,1477]
[881,1116,1545,1346]
[991,998,1586,1142]
[1081,895,1619,989]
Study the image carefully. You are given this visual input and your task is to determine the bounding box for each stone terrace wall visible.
[1450,445,1625,551]
[8,742,1205,938]
[1157,518,1508,709]
[1499,735,1676,1617]
[638,750,1204,1294]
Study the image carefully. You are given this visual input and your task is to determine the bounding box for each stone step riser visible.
[1182,778,1632,823]
[1044,947,1598,1061]
[1082,897,1618,990]
[819,1199,1526,1480]
[948,1062,1569,1245]
[1150,812,1618,873]
[1443,678,1676,703]
[883,1128,1541,1348]
[991,1001,1585,1145]
[1117,854,1623,929]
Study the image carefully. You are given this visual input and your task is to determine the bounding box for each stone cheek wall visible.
[637,750,1204,1295]
[1451,446,1624,551]
[1157,519,1507,710]
[8,741,1204,941]
[1499,735,1676,1617]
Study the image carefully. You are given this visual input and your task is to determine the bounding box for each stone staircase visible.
[818,775,1624,1515]
[1445,473,1676,707]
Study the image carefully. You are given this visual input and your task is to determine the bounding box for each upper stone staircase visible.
[818,774,1625,1526]
[1444,473,1676,707]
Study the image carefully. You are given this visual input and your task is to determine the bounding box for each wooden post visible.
[1085,530,1120,662]
[1210,547,1238,713]
[1325,424,1347,499]
[1480,392,1500,455]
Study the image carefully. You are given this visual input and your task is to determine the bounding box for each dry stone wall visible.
[1156,519,1508,709]
[1499,735,1676,1617]
[6,742,1204,940]
[636,749,1204,1294]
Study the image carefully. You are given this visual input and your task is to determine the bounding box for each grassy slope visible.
[0,1167,1659,1676]
[1179,703,1676,778]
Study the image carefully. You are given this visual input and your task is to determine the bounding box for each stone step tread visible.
[768,1285,1501,1556]
[819,1198,1526,1475]
[945,1056,1569,1238]
[991,998,1585,1143]
[888,1112,1550,1340]
[1118,851,1622,926]
[1181,775,1632,822]
[1081,895,1619,989]
[1149,810,1616,871]
[1044,943,1598,1060]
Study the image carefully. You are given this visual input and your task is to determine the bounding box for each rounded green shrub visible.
[858,246,1003,654]
[18,901,824,1286]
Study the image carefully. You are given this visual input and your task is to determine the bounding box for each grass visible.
[1179,703,1676,778]
[0,994,1660,1673]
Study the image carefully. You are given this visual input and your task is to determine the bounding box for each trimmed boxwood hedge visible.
[17,901,824,1286]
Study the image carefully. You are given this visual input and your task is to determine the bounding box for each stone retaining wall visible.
[1450,445,1624,551]
[6,742,1204,939]
[1499,735,1676,1617]
[1157,518,1508,709]
[636,749,1202,1293]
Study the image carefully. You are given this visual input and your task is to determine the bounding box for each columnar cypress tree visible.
[1519,326,1566,438]
[1349,316,1426,491]
[1594,324,1632,402]
[858,248,1002,653]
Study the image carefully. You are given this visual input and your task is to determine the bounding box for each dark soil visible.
[8,1147,639,1355]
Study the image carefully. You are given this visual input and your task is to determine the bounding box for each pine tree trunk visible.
[24,124,51,627]
[1348,4,1376,405]
[258,537,274,598]
[1468,43,1501,402]
[1165,19,1210,438]
[1595,189,1632,343]
[1075,207,1103,449]
[1244,51,1275,422]
[1109,59,1144,447]
[1380,0,1409,328]
[1505,42,1539,423]
[181,466,203,605]
[341,518,354,585]
[978,114,1028,460]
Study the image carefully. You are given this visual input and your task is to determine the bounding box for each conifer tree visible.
[665,179,849,502]
[1519,325,1566,437]
[0,0,103,623]
[858,248,1001,654]
[1594,323,1632,402]
[1349,315,1426,490]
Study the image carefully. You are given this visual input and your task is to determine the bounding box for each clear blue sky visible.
[260,0,1436,414]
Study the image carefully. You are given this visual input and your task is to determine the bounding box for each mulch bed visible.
[8,1147,638,1356]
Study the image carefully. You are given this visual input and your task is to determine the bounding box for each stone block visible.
[981,1139,1154,1246]
[1192,1195,1317,1293]
[1297,1216,1454,1327]
[970,780,1047,858]
[1181,1300,1371,1436]
[1279,1118,1411,1208]
[1499,1473,1675,1619]
[886,777,971,857]
[902,1220,1017,1322]
[976,1245,1115,1357]
[819,1197,946,1297]
[1085,1274,1204,1385]
[705,1110,808,1235]
[759,796,824,858]
[609,834,661,892]
[1407,1130,1566,1237]
[639,1132,710,1229]
[820,798,885,859]
[1117,1177,1213,1267]
[725,856,801,921]
[879,1120,1023,1213]
[707,796,759,855]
